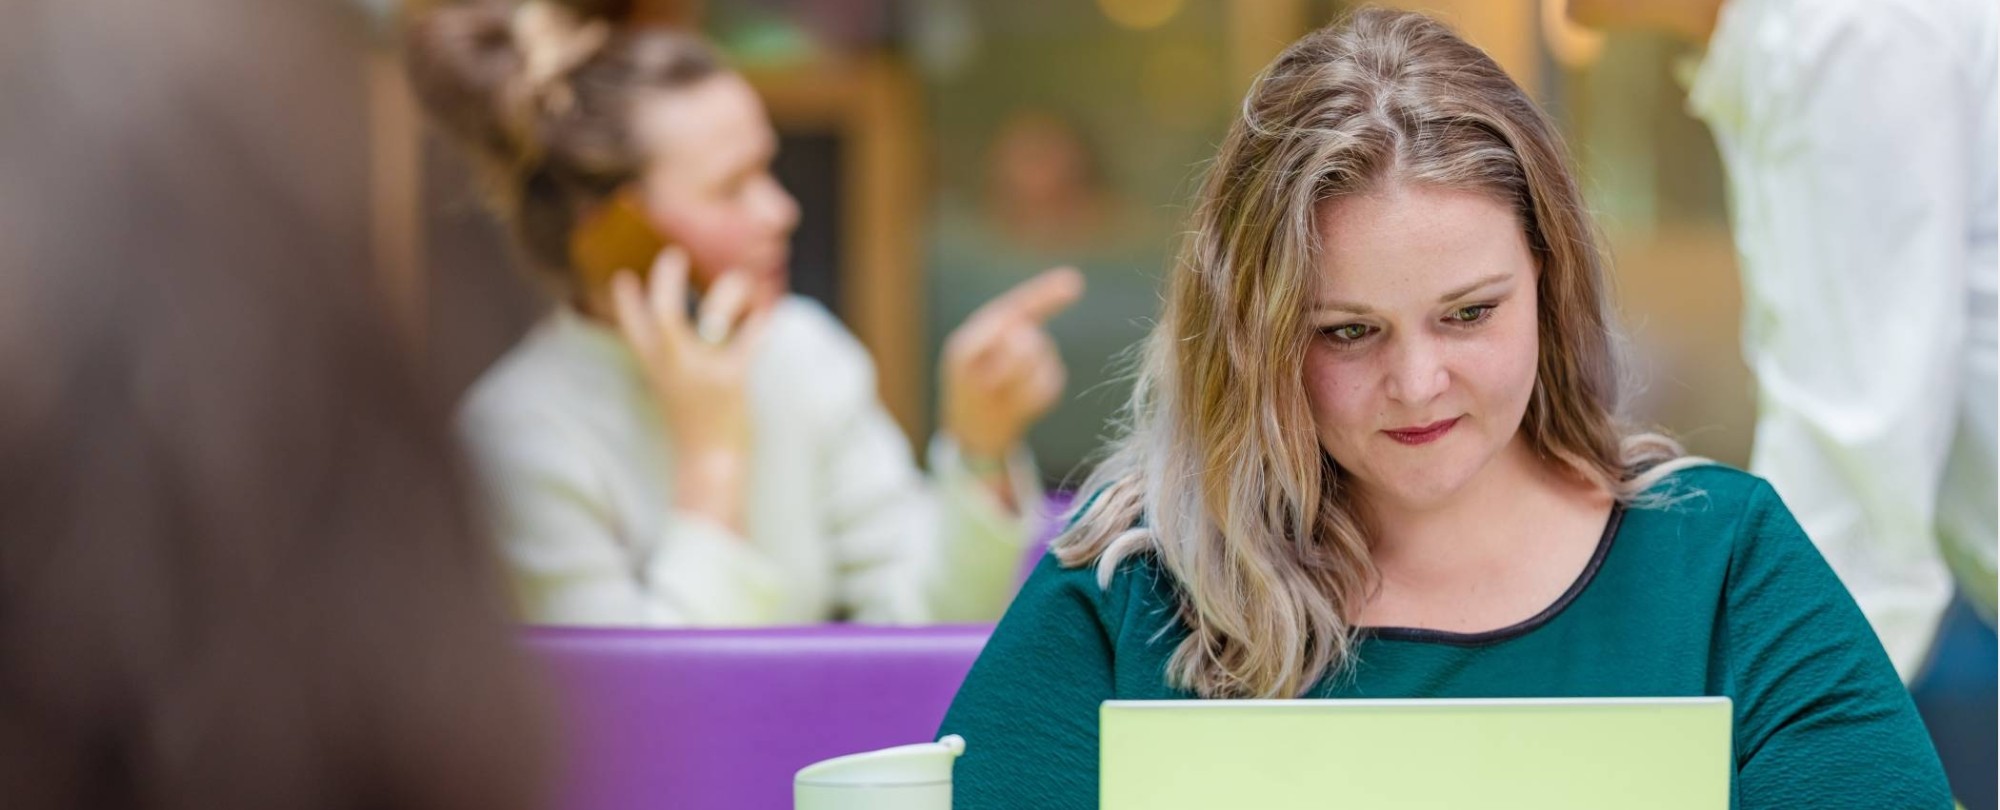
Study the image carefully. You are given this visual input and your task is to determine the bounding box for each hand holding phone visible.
[607,248,774,535]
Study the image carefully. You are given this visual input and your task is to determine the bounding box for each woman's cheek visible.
[649,205,731,285]
[1461,315,1540,413]
[1304,350,1373,439]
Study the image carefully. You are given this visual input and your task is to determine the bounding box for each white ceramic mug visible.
[794,735,965,810]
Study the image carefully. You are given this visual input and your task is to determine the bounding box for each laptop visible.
[1100,697,1732,809]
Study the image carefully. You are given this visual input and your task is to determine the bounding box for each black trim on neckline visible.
[1360,505,1626,647]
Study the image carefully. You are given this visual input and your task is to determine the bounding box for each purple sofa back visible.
[525,625,991,810]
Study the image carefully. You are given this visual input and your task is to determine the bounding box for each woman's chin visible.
[1348,460,1484,514]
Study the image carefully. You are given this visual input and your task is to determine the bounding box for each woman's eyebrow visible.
[1434,273,1513,303]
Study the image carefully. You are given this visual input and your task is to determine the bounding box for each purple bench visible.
[525,625,991,810]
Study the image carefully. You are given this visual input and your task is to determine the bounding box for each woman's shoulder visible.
[1013,506,1183,652]
[754,295,880,402]
[1625,461,1776,522]
[1017,490,1186,648]
[767,295,866,361]
[1623,461,1833,576]
[459,308,623,429]
[1608,462,1798,570]
[1018,544,1169,611]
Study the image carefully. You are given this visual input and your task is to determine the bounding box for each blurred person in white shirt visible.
[1569,0,1997,681]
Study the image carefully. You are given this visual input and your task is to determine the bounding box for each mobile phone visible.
[569,187,670,292]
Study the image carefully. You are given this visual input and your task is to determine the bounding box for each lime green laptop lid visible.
[1100,697,1732,809]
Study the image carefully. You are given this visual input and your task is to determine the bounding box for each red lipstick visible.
[1383,417,1460,446]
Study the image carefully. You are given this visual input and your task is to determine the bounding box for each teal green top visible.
[939,466,1950,808]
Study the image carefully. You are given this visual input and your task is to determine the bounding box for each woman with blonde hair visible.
[939,9,1947,807]
[405,1,1081,626]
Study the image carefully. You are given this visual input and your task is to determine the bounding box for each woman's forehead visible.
[1312,184,1531,304]
[632,75,774,179]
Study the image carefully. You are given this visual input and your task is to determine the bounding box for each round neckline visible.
[1359,505,1626,647]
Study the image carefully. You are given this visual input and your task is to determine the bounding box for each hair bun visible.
[509,2,611,119]
[404,1,530,162]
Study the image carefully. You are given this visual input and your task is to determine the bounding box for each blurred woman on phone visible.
[406,1,1081,626]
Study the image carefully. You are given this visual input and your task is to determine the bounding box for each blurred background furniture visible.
[526,624,991,810]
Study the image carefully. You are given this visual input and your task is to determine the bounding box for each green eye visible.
[1450,305,1493,323]
[1323,324,1373,343]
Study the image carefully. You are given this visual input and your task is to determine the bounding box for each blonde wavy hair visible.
[1055,8,1703,699]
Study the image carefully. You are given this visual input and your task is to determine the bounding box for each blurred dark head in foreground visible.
[0,1,549,808]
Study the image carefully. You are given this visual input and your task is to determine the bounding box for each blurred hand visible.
[609,248,772,533]
[940,267,1085,462]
